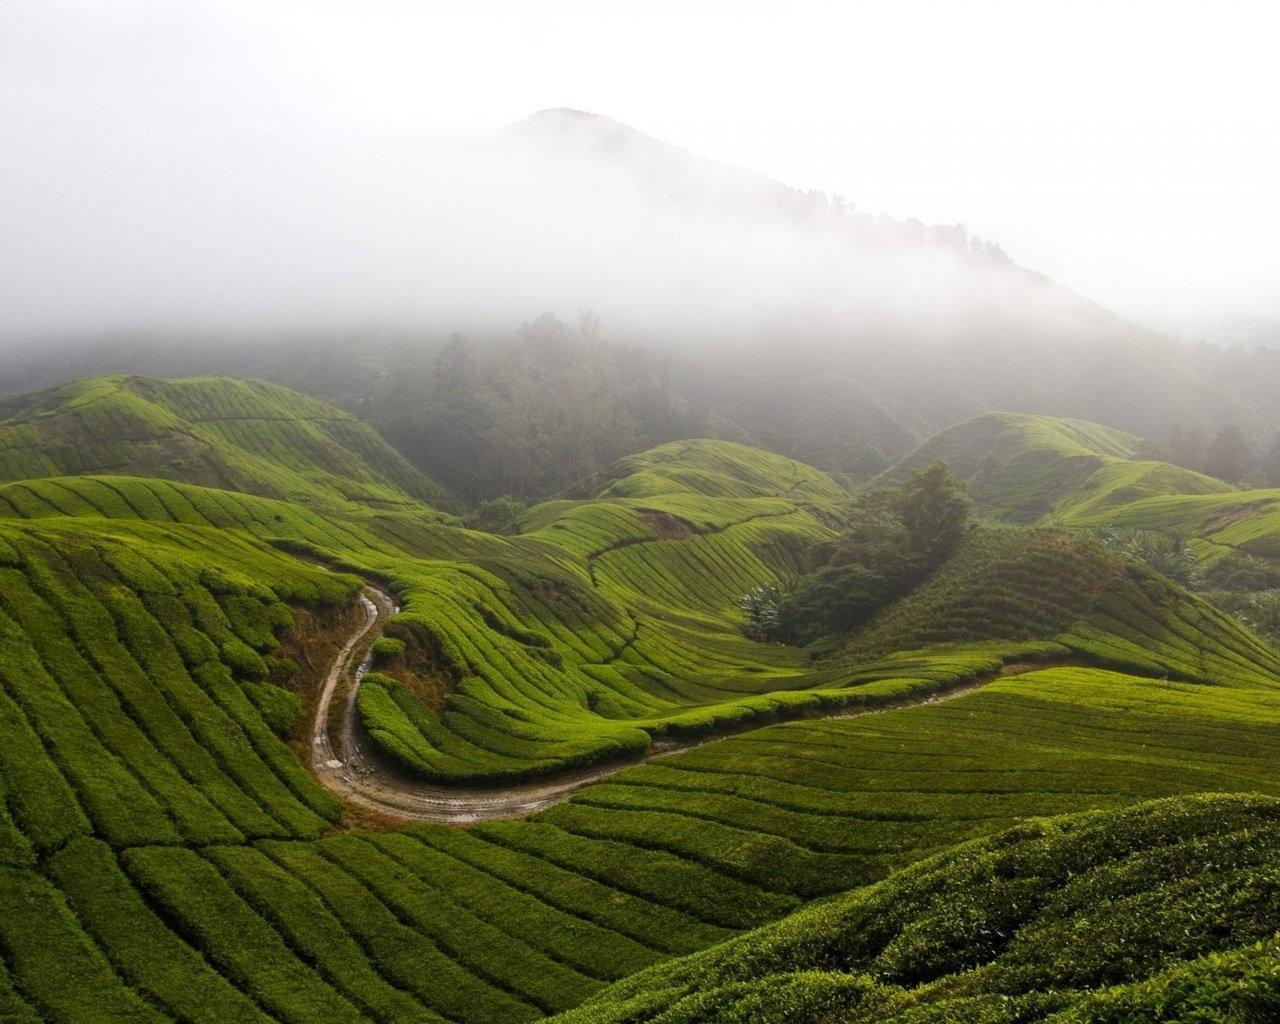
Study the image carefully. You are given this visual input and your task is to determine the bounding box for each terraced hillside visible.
[1059,486,1280,563]
[549,794,1280,1023]
[869,411,1231,522]
[873,410,1280,576]
[0,374,453,508]
[2,378,1280,1023]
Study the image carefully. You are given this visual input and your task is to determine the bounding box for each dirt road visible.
[310,584,1012,824]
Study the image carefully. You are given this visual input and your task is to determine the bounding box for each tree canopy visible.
[742,460,971,645]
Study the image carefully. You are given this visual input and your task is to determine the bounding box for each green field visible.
[1,376,1278,1022]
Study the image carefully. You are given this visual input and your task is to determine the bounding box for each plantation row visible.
[351,450,859,780]
[11,441,1266,792]
[0,475,413,561]
[4,437,1278,799]
[3,394,1280,1022]
[0,518,357,854]
[357,483,1070,781]
[0,375,450,508]
[527,666,1280,899]
[0,785,810,1022]
[4,658,1280,1023]
[549,793,1280,1023]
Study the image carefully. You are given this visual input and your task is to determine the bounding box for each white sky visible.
[3,0,1278,338]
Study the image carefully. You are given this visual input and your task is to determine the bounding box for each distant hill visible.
[5,111,1280,494]
[869,411,1232,521]
[560,438,848,504]
[0,374,454,509]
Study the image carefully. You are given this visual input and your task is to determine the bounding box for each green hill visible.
[1,382,1280,1022]
[560,437,849,502]
[0,374,453,509]
[548,794,1280,1023]
[873,412,1280,601]
[869,411,1230,522]
[1058,485,1280,564]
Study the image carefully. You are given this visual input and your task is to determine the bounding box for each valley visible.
[6,4,1279,1017]
[0,374,1277,1022]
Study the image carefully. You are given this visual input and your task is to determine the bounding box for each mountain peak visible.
[500,107,675,159]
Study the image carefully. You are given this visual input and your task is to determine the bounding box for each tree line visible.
[368,312,707,502]
[1154,421,1280,487]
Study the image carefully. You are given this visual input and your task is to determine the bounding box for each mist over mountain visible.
[8,7,1280,1022]
[1,106,1028,341]
[6,109,1280,490]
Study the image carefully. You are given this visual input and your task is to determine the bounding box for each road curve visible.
[311,584,1008,825]
[311,583,657,824]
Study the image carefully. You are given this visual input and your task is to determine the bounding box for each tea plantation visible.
[0,376,1277,1022]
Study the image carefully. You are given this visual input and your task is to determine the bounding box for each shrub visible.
[219,639,267,682]
[371,637,405,663]
[242,681,303,735]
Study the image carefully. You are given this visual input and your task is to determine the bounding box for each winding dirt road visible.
[311,584,651,824]
[311,584,1012,824]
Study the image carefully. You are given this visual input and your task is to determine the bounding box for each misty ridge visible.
[6,107,1039,341]
[6,108,1280,500]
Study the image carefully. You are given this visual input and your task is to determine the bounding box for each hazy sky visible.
[3,0,1277,340]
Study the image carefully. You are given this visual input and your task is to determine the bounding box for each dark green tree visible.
[897,460,973,563]
[745,461,971,646]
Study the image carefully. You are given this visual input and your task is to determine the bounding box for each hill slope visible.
[1,383,1280,1022]
[870,411,1233,521]
[550,794,1280,1023]
[0,374,453,509]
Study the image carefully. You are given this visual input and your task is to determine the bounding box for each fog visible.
[2,1,1277,349]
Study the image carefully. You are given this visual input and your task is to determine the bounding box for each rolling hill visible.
[1,376,1279,1022]
[0,374,453,509]
[874,409,1280,579]
[867,411,1232,522]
